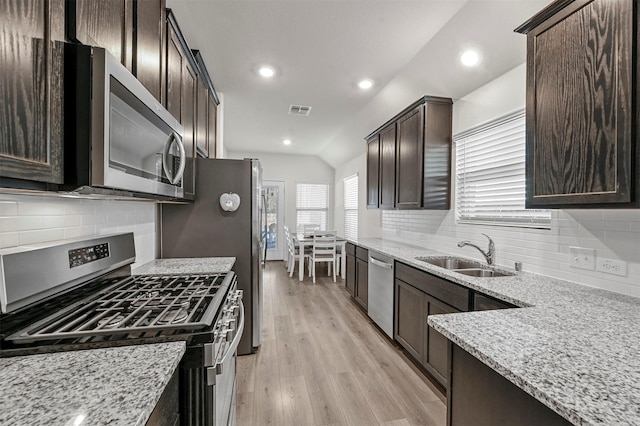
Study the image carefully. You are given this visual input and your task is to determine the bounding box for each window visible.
[296,183,329,233]
[455,110,550,228]
[343,174,358,240]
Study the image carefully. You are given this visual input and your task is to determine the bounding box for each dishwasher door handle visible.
[369,256,393,270]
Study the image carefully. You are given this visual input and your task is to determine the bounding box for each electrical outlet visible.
[596,258,627,277]
[569,247,596,270]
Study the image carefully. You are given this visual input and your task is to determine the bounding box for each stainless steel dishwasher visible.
[367,251,394,338]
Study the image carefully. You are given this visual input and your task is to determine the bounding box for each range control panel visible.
[68,243,110,268]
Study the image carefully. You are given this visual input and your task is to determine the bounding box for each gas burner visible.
[157,309,188,325]
[97,314,125,329]
[130,290,162,308]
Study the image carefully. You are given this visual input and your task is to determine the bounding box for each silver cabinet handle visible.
[162,131,186,185]
[369,256,393,270]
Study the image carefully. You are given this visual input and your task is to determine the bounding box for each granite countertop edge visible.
[132,257,236,276]
[348,237,640,426]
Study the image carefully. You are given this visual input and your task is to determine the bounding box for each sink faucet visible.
[457,234,495,265]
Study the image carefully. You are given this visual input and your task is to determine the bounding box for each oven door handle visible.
[217,299,244,374]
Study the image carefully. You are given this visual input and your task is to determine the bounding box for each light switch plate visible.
[569,247,596,270]
[596,257,627,277]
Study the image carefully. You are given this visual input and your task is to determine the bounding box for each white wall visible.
[334,152,381,239]
[227,151,335,231]
[0,194,157,268]
[335,63,640,297]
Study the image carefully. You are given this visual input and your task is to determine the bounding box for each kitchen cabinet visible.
[448,343,571,426]
[345,243,356,296]
[394,262,469,390]
[166,10,196,199]
[345,243,368,310]
[0,0,65,185]
[516,0,640,208]
[354,246,369,310]
[365,96,453,210]
[473,292,516,311]
[379,125,396,209]
[193,51,220,159]
[366,135,380,208]
[134,0,166,103]
[67,0,134,71]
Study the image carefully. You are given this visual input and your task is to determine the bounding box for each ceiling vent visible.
[289,105,312,116]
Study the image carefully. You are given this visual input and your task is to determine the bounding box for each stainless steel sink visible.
[454,268,514,277]
[415,256,483,270]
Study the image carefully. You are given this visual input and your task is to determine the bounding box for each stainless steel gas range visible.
[0,233,242,426]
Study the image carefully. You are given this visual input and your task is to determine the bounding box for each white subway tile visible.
[0,201,18,216]
[19,229,65,245]
[0,232,19,249]
[17,201,66,216]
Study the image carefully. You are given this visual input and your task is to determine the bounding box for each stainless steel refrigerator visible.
[160,158,264,355]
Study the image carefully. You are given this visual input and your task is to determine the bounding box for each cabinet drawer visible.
[356,246,369,262]
[395,262,469,311]
[346,243,356,256]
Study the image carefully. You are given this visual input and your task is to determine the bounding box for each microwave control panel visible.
[68,243,110,268]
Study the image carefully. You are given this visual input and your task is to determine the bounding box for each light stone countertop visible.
[132,257,236,275]
[350,237,640,426]
[0,342,185,426]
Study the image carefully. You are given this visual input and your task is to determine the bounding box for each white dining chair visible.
[287,230,308,278]
[283,225,291,269]
[309,230,337,283]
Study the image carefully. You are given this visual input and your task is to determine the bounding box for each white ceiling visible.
[167,0,550,168]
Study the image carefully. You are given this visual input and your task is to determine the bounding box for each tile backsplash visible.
[0,194,156,268]
[382,209,640,297]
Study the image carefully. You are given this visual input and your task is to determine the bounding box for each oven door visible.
[207,299,244,426]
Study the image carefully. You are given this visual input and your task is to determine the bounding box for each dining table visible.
[294,233,347,282]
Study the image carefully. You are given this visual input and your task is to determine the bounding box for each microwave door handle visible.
[162,132,186,185]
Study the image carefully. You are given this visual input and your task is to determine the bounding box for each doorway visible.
[263,181,285,261]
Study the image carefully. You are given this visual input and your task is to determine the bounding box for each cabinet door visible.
[345,254,356,296]
[354,258,368,310]
[379,125,396,209]
[0,0,64,184]
[195,75,209,157]
[424,295,459,387]
[366,135,380,208]
[207,94,217,158]
[134,0,165,102]
[165,12,196,198]
[395,106,424,209]
[524,0,634,206]
[423,100,452,209]
[68,0,133,70]
[395,279,426,362]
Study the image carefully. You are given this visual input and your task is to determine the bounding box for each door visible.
[263,181,285,261]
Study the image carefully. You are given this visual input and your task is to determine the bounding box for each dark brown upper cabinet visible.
[165,10,196,199]
[0,0,65,186]
[379,124,397,209]
[193,50,220,159]
[366,135,380,208]
[365,96,453,210]
[133,0,165,103]
[67,0,134,71]
[516,0,639,208]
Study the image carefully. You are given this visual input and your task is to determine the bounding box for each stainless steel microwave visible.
[64,44,185,199]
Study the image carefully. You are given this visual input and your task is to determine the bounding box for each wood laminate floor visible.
[236,261,446,426]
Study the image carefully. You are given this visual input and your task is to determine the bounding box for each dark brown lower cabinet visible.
[395,279,425,361]
[354,257,368,310]
[448,344,571,426]
[424,294,459,387]
[345,253,356,296]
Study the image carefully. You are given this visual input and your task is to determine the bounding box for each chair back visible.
[312,230,336,259]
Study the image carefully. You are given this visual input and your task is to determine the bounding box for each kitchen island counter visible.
[133,257,236,275]
[0,342,185,425]
[349,237,640,426]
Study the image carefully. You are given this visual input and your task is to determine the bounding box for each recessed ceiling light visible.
[460,50,480,67]
[283,139,292,146]
[258,65,276,78]
[358,79,374,90]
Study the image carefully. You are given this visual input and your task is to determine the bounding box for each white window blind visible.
[343,174,358,240]
[455,110,551,228]
[296,183,329,233]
